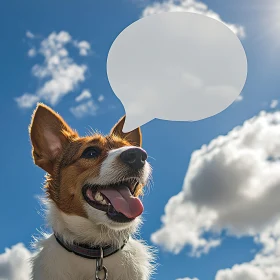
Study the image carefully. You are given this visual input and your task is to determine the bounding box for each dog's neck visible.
[45,201,140,248]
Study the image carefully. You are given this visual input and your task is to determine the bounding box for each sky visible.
[0,0,280,279]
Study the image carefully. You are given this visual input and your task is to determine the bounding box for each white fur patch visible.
[31,202,156,280]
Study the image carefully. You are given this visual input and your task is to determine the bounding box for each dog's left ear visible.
[29,103,78,175]
[110,115,142,147]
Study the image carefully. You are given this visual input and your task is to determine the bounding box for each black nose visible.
[120,148,148,170]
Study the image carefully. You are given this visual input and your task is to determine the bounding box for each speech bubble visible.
[107,12,247,133]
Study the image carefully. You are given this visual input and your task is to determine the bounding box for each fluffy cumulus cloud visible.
[141,0,246,38]
[15,31,91,109]
[151,111,280,279]
[215,220,280,280]
[0,243,32,280]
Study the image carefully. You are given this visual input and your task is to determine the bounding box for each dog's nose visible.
[120,148,148,170]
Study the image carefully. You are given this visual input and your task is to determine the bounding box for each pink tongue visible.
[100,186,143,219]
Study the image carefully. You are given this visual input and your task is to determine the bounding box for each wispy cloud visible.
[98,94,104,102]
[16,31,91,109]
[141,0,246,39]
[270,99,278,109]
[176,277,198,280]
[0,243,32,280]
[70,100,98,118]
[26,30,35,39]
[235,95,243,102]
[27,48,36,57]
[15,93,40,109]
[75,89,92,102]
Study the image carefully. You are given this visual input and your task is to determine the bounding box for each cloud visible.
[15,93,39,108]
[151,110,280,256]
[70,100,98,118]
[98,94,104,102]
[177,278,199,280]
[215,221,280,280]
[155,110,280,278]
[141,0,246,38]
[26,30,34,39]
[16,31,91,108]
[270,99,278,109]
[75,89,92,102]
[73,40,91,56]
[28,48,36,57]
[0,243,32,280]
[235,95,243,102]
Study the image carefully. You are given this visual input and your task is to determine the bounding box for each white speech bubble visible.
[107,12,247,133]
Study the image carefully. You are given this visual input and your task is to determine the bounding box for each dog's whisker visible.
[147,155,156,161]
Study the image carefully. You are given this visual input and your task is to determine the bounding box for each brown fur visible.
[29,103,144,218]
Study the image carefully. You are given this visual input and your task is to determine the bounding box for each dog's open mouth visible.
[82,179,143,223]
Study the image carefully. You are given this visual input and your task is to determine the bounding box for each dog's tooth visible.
[100,199,107,205]
[95,192,103,202]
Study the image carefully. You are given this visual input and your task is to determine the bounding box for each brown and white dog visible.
[29,104,155,280]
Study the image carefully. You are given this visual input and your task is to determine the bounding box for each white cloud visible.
[0,243,32,280]
[235,95,243,102]
[26,31,34,39]
[15,93,39,108]
[74,40,91,56]
[141,0,246,39]
[216,221,280,279]
[177,278,199,280]
[156,110,280,278]
[75,89,92,102]
[151,110,280,257]
[16,31,91,108]
[270,99,278,109]
[70,100,98,118]
[28,48,36,57]
[98,94,104,102]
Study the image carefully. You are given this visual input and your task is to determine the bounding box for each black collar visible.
[54,233,128,260]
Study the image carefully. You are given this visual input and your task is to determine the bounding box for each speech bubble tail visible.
[122,113,152,133]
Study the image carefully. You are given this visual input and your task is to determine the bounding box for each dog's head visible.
[29,103,151,232]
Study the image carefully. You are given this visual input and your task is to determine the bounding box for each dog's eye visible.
[81,147,101,159]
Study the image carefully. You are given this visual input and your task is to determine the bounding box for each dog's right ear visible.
[29,103,78,175]
[110,115,142,147]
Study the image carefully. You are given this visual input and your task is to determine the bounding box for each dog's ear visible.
[29,103,78,175]
[110,115,142,147]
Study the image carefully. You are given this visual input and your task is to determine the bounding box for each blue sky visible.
[0,0,280,279]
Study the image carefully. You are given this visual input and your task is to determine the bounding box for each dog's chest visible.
[32,235,149,280]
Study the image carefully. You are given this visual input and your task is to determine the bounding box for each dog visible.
[29,103,155,280]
